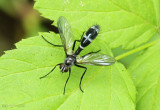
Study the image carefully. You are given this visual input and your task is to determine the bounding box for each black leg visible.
[40,63,61,79]
[72,40,81,51]
[41,35,63,47]
[63,68,71,95]
[75,64,87,93]
[82,50,101,58]
[72,32,85,51]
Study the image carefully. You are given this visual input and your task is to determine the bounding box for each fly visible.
[40,16,116,94]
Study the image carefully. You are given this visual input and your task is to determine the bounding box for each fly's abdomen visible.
[75,25,100,55]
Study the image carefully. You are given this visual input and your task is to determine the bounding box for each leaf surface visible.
[0,33,136,110]
[129,40,160,110]
[34,0,160,49]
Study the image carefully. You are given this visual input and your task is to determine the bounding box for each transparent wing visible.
[77,53,116,66]
[57,16,74,55]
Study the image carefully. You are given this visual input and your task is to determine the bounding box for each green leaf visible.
[34,0,159,49]
[4,0,160,109]
[0,32,136,110]
[129,41,160,110]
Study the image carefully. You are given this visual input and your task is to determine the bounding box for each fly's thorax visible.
[64,55,76,67]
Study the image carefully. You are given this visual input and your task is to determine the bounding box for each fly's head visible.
[60,63,68,73]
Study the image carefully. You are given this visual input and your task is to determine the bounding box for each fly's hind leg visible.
[72,32,85,51]
[63,68,71,95]
[82,50,101,58]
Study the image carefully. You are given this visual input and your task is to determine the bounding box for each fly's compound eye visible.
[64,67,68,72]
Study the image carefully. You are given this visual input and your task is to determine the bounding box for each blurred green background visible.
[0,0,58,56]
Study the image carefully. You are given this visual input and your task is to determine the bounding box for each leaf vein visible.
[108,0,155,27]
[115,64,134,102]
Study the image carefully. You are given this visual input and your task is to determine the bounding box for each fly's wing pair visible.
[77,53,116,66]
[57,16,74,55]
[57,16,115,65]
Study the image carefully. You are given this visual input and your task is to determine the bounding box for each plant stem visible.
[115,40,159,61]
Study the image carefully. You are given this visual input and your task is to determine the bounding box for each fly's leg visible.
[40,63,61,79]
[63,68,71,95]
[41,35,63,47]
[72,40,81,51]
[75,64,87,93]
[72,32,85,51]
[82,50,101,58]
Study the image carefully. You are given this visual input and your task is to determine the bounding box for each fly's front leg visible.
[75,64,87,93]
[63,68,71,95]
[41,35,63,47]
[40,63,61,79]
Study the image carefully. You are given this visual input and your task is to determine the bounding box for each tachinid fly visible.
[40,16,115,94]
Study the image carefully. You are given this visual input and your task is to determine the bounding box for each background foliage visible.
[0,0,160,110]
